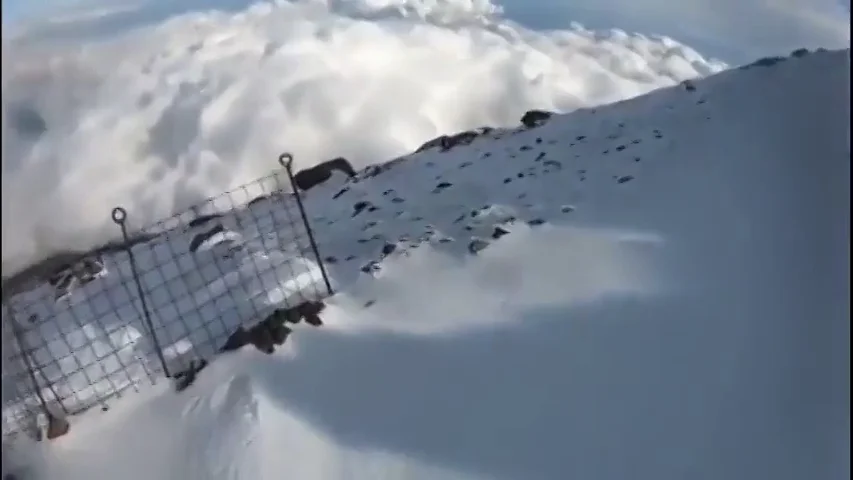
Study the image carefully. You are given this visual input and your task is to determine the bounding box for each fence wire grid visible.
[1,154,332,441]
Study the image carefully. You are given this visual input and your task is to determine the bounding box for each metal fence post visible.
[279,153,334,296]
[111,207,171,378]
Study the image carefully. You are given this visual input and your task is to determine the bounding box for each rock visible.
[220,327,250,352]
[332,187,349,199]
[293,157,356,191]
[299,301,326,316]
[361,261,380,274]
[174,359,209,392]
[742,55,786,70]
[247,195,271,207]
[188,214,224,228]
[352,201,371,217]
[468,239,490,254]
[304,314,323,327]
[681,79,697,92]
[36,412,70,441]
[491,226,511,239]
[520,110,554,128]
[188,224,226,253]
[617,175,635,184]
[357,157,406,181]
[416,135,449,153]
[416,130,482,154]
[791,48,809,58]
[247,325,275,354]
[381,242,397,255]
[441,131,480,151]
[269,323,292,346]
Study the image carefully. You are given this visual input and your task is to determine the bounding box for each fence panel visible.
[1,154,332,441]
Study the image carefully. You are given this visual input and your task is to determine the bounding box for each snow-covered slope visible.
[8,48,850,480]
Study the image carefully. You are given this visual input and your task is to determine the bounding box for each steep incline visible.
[7,49,849,480]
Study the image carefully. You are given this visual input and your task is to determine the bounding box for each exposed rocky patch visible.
[520,110,554,128]
[294,157,356,191]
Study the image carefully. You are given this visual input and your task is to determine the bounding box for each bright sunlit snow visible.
[1,0,731,276]
[3,46,848,480]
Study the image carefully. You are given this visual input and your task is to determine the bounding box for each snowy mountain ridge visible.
[2,47,849,480]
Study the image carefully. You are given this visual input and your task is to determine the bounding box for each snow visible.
[1,0,732,277]
[2,46,848,480]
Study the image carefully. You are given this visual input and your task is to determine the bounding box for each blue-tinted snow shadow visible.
[249,289,845,480]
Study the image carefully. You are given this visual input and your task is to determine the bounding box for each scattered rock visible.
[304,314,323,327]
[38,412,70,441]
[416,135,449,153]
[416,130,482,153]
[617,175,635,184]
[520,110,554,128]
[294,157,356,191]
[468,239,490,254]
[188,224,226,253]
[352,201,371,217]
[491,226,511,239]
[332,187,349,199]
[527,218,546,226]
[361,261,380,274]
[247,195,271,208]
[188,214,223,229]
[381,242,397,255]
[561,205,575,213]
[791,48,809,58]
[433,181,453,193]
[174,358,209,392]
[742,55,786,70]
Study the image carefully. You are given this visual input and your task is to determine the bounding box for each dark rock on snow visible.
[188,224,226,253]
[520,110,554,128]
[293,157,356,191]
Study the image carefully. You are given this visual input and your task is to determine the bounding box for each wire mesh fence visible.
[1,154,333,442]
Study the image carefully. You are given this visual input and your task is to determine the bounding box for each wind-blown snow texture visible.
[1,0,730,277]
[6,48,848,480]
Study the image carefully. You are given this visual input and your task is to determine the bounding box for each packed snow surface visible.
[5,47,849,480]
